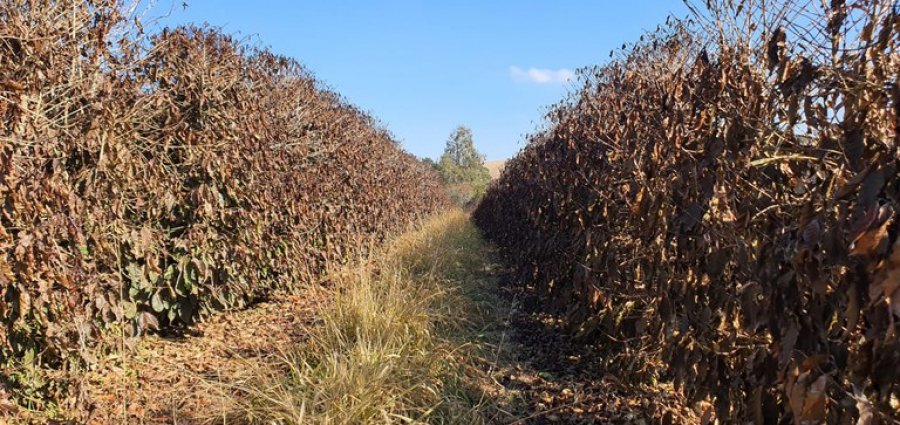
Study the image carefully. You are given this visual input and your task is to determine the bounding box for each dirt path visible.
[494,285,697,423]
[84,289,329,424]
[467,259,697,425]
[79,213,696,424]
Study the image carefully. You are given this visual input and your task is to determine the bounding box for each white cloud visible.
[509,66,576,84]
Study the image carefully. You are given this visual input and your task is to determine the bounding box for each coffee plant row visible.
[474,1,899,422]
[0,0,447,381]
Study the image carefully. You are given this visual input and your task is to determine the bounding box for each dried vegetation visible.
[475,0,900,422]
[202,210,500,425]
[0,0,446,415]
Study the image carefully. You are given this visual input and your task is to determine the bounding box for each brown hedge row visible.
[0,0,447,377]
[474,1,899,422]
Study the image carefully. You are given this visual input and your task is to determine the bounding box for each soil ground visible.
[469,263,697,424]
[498,289,697,423]
[83,289,328,424]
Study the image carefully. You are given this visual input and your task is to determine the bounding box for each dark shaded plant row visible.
[474,1,899,422]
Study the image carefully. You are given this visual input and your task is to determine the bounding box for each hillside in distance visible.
[484,160,507,180]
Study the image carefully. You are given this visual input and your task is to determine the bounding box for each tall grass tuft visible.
[207,210,502,424]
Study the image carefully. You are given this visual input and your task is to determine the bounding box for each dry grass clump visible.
[207,210,502,424]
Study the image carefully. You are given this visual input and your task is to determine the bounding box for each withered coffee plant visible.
[475,0,899,422]
[0,0,447,397]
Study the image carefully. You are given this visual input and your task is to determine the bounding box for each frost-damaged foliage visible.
[0,0,446,393]
[474,0,900,422]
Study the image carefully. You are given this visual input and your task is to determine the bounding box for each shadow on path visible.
[472,260,697,425]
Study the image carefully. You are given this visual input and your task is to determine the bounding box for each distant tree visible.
[421,157,440,172]
[438,126,490,185]
[436,126,491,206]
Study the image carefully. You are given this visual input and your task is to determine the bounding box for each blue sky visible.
[151,1,689,160]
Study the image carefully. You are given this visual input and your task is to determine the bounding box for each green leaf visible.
[175,273,193,296]
[126,262,141,281]
[164,264,176,281]
[178,300,194,323]
[147,269,160,285]
[186,260,198,283]
[22,348,35,366]
[122,301,138,319]
[127,262,150,289]
[151,292,165,313]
